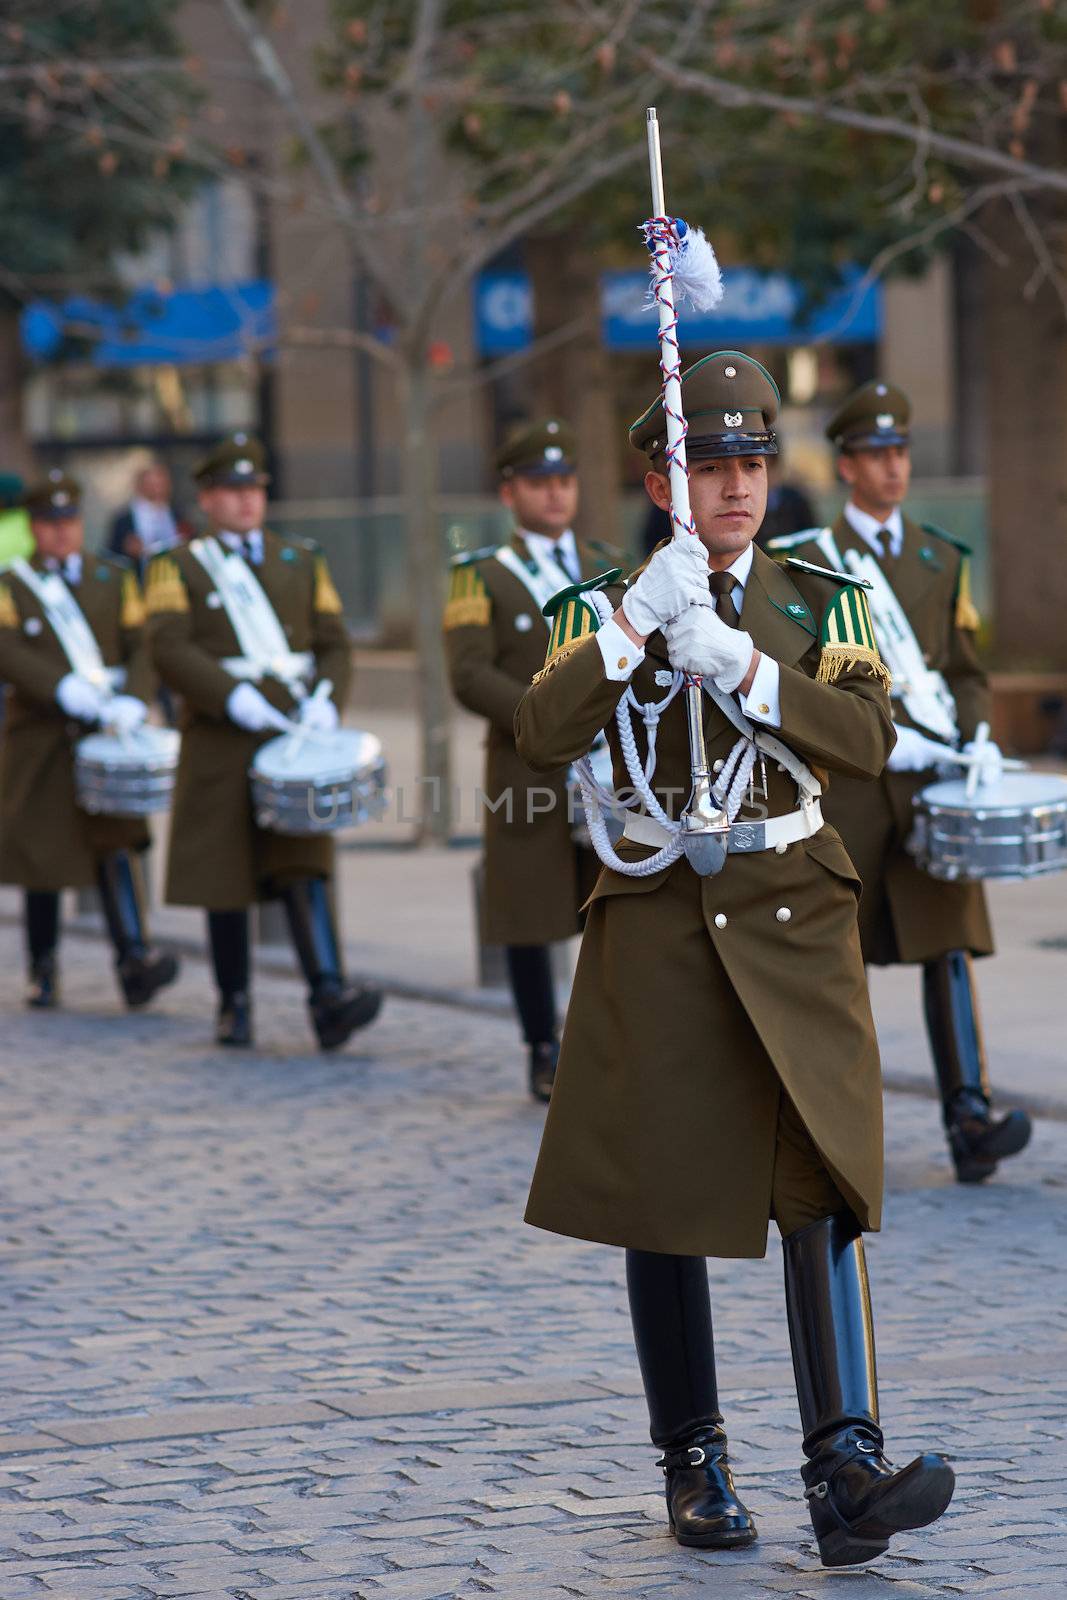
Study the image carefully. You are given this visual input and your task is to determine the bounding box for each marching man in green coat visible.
[0,471,179,1010]
[768,382,1031,1184]
[516,353,955,1567]
[444,420,616,1101]
[147,433,381,1053]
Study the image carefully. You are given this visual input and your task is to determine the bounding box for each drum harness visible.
[9,557,125,694]
[570,586,824,879]
[190,536,316,694]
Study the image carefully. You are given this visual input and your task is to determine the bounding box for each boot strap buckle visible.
[655,1442,710,1472]
[805,1480,829,1501]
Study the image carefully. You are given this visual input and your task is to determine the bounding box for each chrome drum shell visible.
[910,773,1067,882]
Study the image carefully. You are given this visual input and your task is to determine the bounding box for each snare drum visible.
[75,726,180,817]
[250,727,387,836]
[909,772,1067,882]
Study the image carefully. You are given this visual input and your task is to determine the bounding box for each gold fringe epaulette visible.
[532,632,591,683]
[817,584,892,691]
[145,555,189,615]
[0,582,17,629]
[313,556,344,616]
[444,563,490,630]
[120,570,147,629]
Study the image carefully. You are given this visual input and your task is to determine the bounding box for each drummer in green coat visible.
[0,471,179,1010]
[147,432,381,1052]
[768,381,1031,1184]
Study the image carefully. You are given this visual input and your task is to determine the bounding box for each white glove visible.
[886,725,953,774]
[662,606,755,695]
[621,537,711,637]
[299,694,339,733]
[962,737,1004,788]
[226,682,280,733]
[56,672,109,723]
[106,695,148,736]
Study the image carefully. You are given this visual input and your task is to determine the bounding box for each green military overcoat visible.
[146,531,352,909]
[444,533,616,945]
[515,545,895,1259]
[769,514,992,965]
[0,555,153,890]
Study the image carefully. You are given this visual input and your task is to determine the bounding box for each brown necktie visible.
[709,570,741,629]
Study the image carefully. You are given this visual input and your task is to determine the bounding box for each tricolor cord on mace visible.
[643,106,755,875]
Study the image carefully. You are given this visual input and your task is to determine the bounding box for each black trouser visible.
[208,909,250,998]
[25,890,60,966]
[627,1094,847,1446]
[504,945,557,1046]
[922,950,990,1115]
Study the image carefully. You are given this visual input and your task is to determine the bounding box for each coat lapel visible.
[741,547,817,667]
[832,513,933,616]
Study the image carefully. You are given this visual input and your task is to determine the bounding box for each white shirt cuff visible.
[740,654,781,727]
[596,616,645,682]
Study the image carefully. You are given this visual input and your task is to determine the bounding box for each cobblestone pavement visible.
[1,936,1065,1599]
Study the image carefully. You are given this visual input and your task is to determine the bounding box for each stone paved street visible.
[1,929,1066,1599]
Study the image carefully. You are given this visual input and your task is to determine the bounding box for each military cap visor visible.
[827,380,911,452]
[630,351,780,462]
[496,419,577,479]
[193,432,271,488]
[23,472,82,520]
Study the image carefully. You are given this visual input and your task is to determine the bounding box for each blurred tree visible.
[0,8,203,472]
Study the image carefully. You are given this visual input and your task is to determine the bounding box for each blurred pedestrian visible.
[0,470,179,1011]
[108,462,184,574]
[769,381,1031,1184]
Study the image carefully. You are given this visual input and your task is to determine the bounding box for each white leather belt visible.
[622,800,824,855]
[221,651,314,684]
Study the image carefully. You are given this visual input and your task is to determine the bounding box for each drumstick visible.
[965,720,991,800]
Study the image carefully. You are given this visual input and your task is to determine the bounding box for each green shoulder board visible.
[784,556,871,588]
[538,569,621,676]
[816,584,892,691]
[448,544,498,568]
[444,560,490,630]
[921,522,972,558]
[765,527,824,554]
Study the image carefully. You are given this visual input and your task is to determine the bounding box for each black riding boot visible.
[626,1250,756,1550]
[280,878,382,1050]
[784,1213,954,1568]
[208,909,252,1046]
[504,946,559,1101]
[25,891,60,1008]
[923,951,1031,1183]
[96,853,179,1009]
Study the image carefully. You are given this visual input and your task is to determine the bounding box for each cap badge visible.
[234,459,254,474]
[53,492,71,507]
[724,412,742,428]
[876,413,893,430]
[544,445,563,462]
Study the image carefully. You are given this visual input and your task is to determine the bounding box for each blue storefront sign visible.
[475,267,880,356]
[21,280,277,366]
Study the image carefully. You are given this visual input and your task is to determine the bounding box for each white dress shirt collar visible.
[520,526,580,583]
[220,527,264,564]
[844,501,904,559]
[43,553,83,585]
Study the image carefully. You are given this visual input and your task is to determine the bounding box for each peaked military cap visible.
[193,431,271,488]
[826,380,911,452]
[496,418,577,479]
[630,350,779,462]
[23,468,82,520]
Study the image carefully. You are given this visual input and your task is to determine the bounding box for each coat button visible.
[713,759,724,774]
[714,913,727,929]
[775,842,788,855]
[776,906,792,923]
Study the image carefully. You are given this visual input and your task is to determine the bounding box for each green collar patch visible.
[281,547,298,562]
[919,546,943,570]
[769,595,816,636]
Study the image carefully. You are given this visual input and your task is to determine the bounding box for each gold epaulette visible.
[120,569,147,629]
[955,556,980,632]
[0,580,17,630]
[816,584,892,691]
[444,562,490,630]
[313,555,344,616]
[145,555,189,615]
[532,590,601,682]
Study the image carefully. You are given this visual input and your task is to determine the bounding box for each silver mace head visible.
[680,779,730,877]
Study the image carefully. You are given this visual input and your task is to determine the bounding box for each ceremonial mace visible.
[643,107,730,876]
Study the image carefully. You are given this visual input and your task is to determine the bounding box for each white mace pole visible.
[644,106,729,872]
